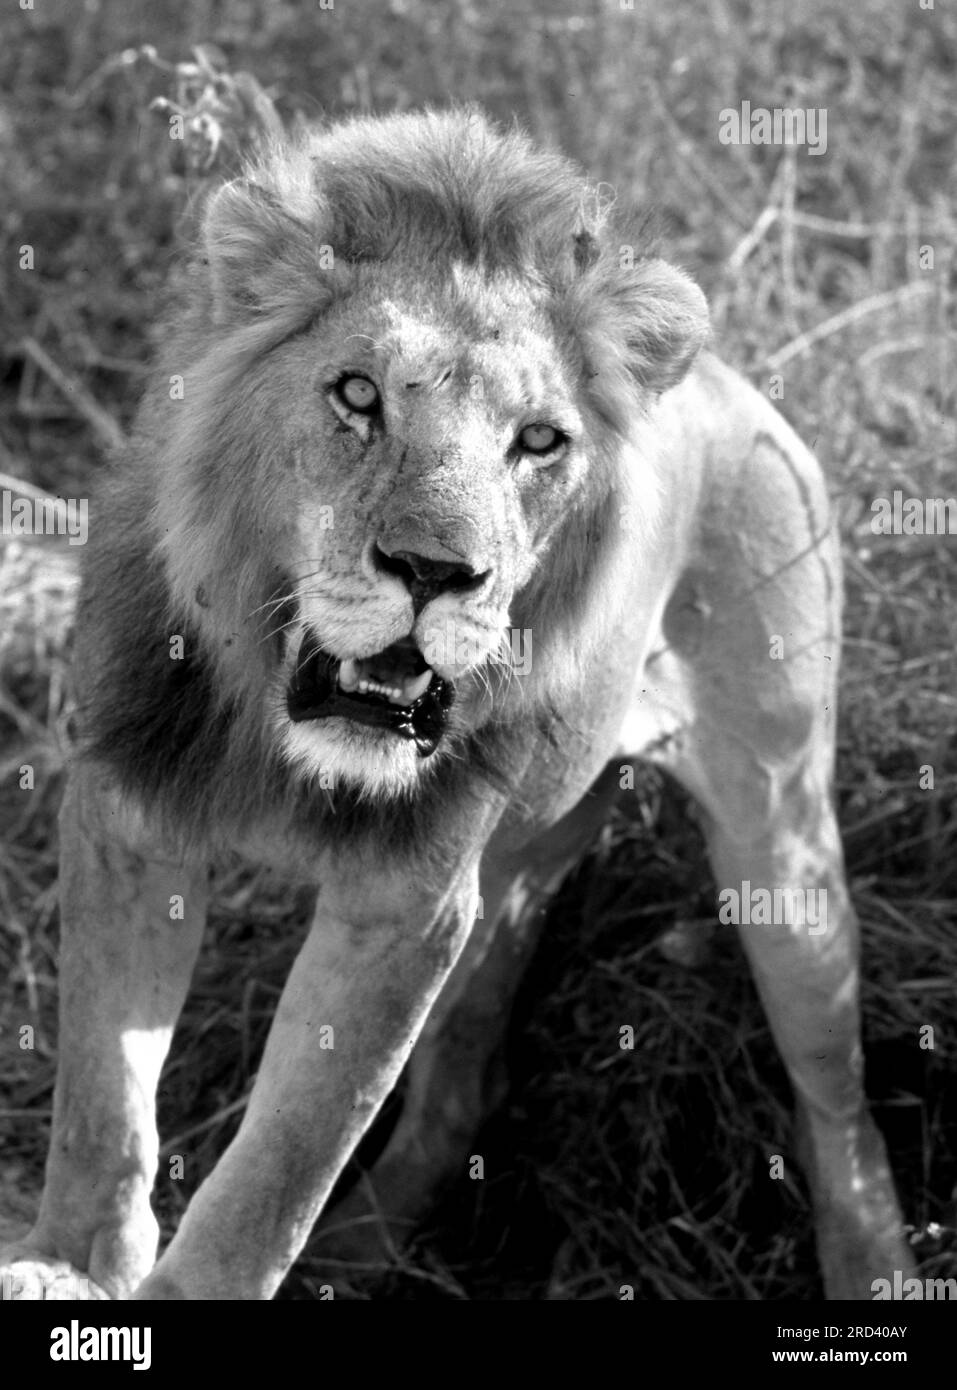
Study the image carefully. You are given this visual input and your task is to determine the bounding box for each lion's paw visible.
[0,1246,110,1300]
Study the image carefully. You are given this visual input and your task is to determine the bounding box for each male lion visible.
[1,108,912,1300]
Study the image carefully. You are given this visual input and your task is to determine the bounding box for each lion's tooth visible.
[401,668,433,703]
[339,658,361,693]
[340,659,432,705]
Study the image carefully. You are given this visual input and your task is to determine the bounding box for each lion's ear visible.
[607,258,710,395]
[202,179,326,323]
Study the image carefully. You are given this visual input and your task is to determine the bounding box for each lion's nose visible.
[373,541,490,611]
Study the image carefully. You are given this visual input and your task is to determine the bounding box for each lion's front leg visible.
[131,857,483,1301]
[311,765,625,1271]
[0,768,207,1300]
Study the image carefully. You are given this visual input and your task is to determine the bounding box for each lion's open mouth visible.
[286,633,455,757]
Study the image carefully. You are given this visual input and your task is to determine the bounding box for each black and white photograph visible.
[0,0,954,1355]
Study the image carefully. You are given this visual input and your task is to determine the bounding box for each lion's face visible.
[260,265,589,795]
[147,111,708,808]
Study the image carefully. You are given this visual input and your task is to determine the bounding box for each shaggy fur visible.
[76,107,708,864]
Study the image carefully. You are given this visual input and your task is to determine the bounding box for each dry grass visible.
[1,0,955,1299]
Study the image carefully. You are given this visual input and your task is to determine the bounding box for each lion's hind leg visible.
[641,427,912,1296]
[664,718,914,1297]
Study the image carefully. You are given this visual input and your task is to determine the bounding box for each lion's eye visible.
[336,376,379,413]
[518,423,563,456]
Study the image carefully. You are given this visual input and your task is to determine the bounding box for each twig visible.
[732,211,951,257]
[20,338,126,453]
[726,206,778,271]
[790,213,917,240]
[779,146,800,335]
[857,335,939,369]
[160,1094,250,1155]
[0,471,48,501]
[765,283,935,371]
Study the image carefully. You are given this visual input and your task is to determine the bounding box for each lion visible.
[0,107,913,1301]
